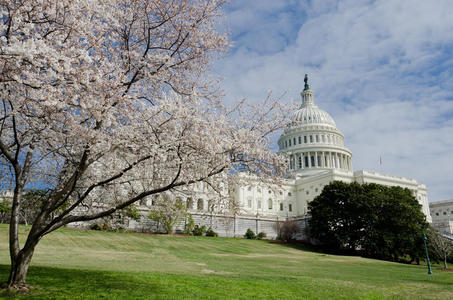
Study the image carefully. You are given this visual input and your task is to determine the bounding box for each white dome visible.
[290,105,336,127]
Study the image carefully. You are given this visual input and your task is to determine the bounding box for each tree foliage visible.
[147,194,187,234]
[0,0,289,288]
[308,181,428,261]
[0,197,11,223]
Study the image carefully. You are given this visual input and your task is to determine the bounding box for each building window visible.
[316,135,319,142]
[208,200,214,212]
[285,141,287,148]
[289,204,292,212]
[317,155,321,167]
[268,190,272,194]
[257,200,262,209]
[306,191,309,195]
[298,156,302,168]
[304,136,307,143]
[310,135,313,143]
[305,156,309,168]
[293,137,296,145]
[289,139,291,146]
[247,197,252,208]
[280,203,283,211]
[443,211,447,215]
[268,199,273,210]
[288,192,292,196]
[279,190,283,195]
[187,198,193,209]
[322,135,325,143]
[436,213,439,216]
[315,188,318,192]
[257,188,261,193]
[197,199,204,210]
[311,156,315,167]
[298,136,301,144]
[248,186,252,191]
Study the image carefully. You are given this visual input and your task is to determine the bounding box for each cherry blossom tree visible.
[0,0,289,289]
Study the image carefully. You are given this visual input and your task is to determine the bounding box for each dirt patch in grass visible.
[201,269,234,275]
[210,253,303,259]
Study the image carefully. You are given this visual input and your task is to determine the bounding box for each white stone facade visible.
[429,200,453,235]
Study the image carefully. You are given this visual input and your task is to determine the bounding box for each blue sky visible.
[213,0,453,202]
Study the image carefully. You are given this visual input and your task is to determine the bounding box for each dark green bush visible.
[183,216,196,235]
[257,232,267,240]
[89,223,101,231]
[244,228,256,239]
[205,227,218,237]
[192,225,207,236]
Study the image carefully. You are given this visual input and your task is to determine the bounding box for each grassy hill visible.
[0,224,452,299]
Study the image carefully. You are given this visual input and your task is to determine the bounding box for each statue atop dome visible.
[304,74,310,91]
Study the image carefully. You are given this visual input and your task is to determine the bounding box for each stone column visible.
[335,153,339,169]
[315,152,318,168]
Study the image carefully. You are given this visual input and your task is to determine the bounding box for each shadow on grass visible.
[264,239,327,254]
[0,264,162,299]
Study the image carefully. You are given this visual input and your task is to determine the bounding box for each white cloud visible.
[214,0,453,201]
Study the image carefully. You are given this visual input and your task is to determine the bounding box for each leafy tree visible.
[147,195,188,234]
[244,228,256,239]
[0,0,288,289]
[308,181,428,261]
[0,197,11,223]
[307,181,366,251]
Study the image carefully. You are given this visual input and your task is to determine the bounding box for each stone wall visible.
[69,210,311,241]
[130,211,310,240]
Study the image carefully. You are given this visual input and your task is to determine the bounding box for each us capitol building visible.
[137,76,432,237]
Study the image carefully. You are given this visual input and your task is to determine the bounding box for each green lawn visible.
[0,224,451,299]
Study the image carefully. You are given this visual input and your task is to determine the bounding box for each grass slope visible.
[0,224,452,299]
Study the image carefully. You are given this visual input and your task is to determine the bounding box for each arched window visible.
[197,199,204,211]
[268,199,273,210]
[257,200,262,209]
[186,198,193,209]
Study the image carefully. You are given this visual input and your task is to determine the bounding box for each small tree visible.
[427,226,453,269]
[244,228,256,239]
[0,198,11,223]
[147,195,188,234]
[275,220,300,242]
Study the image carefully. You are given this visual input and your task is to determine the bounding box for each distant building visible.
[429,200,453,235]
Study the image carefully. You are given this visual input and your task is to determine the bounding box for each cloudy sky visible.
[212,0,453,202]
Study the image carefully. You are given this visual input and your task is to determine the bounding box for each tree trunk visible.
[7,241,37,288]
[444,255,448,269]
